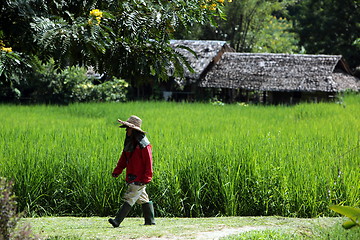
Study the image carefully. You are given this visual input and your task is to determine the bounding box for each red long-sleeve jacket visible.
[112,144,153,184]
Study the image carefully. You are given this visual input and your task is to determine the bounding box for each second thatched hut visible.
[199,52,360,104]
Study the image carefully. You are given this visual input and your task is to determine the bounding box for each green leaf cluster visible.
[180,0,298,53]
[0,0,225,95]
[252,16,299,54]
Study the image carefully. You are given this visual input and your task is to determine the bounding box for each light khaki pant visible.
[124,183,149,206]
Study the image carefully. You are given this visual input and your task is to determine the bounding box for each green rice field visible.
[0,94,359,218]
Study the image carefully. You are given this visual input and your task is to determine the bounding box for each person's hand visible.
[112,173,119,178]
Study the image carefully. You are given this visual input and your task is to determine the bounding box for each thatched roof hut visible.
[170,40,234,81]
[200,52,360,93]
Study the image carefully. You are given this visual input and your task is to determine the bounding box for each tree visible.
[252,15,300,53]
[291,0,360,69]
[92,0,233,88]
[178,0,297,53]
[0,0,229,92]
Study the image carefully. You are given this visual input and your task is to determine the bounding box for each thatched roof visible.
[170,40,234,80]
[200,52,360,92]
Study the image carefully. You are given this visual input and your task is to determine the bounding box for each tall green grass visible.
[0,95,359,217]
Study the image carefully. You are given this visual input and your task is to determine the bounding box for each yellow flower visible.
[228,0,232,2]
[1,47,12,53]
[90,9,103,18]
[217,0,225,3]
[89,9,103,25]
[96,16,101,25]
[200,4,207,9]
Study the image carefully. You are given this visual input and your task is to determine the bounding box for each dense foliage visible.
[291,0,360,69]
[176,0,360,69]
[184,0,300,53]
[1,0,359,103]
[0,0,229,103]
[0,94,359,218]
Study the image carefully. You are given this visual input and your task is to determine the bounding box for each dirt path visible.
[136,226,272,240]
[195,225,271,240]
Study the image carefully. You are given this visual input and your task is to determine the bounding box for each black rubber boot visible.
[142,201,155,225]
[108,202,132,228]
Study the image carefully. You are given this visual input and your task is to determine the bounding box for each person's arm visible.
[112,151,127,177]
[141,144,153,183]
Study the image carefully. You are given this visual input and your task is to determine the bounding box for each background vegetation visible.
[174,0,360,69]
[1,0,359,103]
[0,178,37,239]
[0,0,230,103]
[0,94,358,218]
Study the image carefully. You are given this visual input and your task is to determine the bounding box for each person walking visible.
[108,115,155,228]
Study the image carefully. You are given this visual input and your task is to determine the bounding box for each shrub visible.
[0,178,17,239]
[27,59,89,104]
[0,178,37,240]
[73,76,128,102]
[22,58,128,104]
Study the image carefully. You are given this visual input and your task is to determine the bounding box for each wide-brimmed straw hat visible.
[118,115,146,133]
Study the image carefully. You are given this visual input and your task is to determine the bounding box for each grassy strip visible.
[21,216,360,240]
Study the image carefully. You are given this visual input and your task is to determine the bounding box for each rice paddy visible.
[0,94,359,218]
